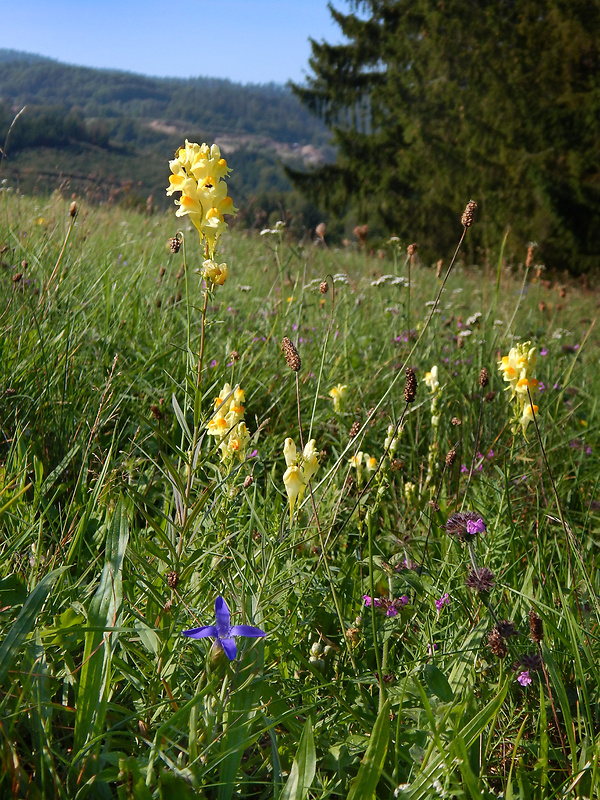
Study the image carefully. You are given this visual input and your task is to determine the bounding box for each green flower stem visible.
[368,513,385,706]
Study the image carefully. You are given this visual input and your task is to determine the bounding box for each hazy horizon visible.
[0,0,347,86]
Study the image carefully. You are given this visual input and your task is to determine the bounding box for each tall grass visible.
[0,190,599,799]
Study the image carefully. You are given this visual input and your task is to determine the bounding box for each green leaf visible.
[0,573,28,607]
[423,664,454,703]
[280,717,316,800]
[346,700,390,800]
[72,500,129,761]
[0,567,66,687]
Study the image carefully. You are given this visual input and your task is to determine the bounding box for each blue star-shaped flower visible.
[182,596,266,661]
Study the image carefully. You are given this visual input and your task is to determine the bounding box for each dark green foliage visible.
[291,0,600,271]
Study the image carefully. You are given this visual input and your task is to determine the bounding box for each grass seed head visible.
[461,200,477,228]
[529,608,544,643]
[404,367,417,403]
[281,337,301,372]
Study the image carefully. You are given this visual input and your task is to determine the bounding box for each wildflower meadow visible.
[1,142,599,799]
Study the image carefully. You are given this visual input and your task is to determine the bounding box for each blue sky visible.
[0,0,347,85]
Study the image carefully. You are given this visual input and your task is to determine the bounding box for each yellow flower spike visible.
[167,140,237,255]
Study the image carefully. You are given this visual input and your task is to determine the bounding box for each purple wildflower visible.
[517,670,532,686]
[540,348,548,356]
[435,593,450,614]
[466,518,486,536]
[182,596,266,661]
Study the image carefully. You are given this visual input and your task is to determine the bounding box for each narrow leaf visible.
[346,700,390,800]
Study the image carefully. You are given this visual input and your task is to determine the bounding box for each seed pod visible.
[281,337,301,372]
[445,447,457,467]
[243,475,253,489]
[479,368,489,388]
[488,627,507,659]
[461,200,477,228]
[407,243,417,257]
[349,420,361,439]
[529,608,544,643]
[166,571,179,589]
[404,367,417,403]
[169,235,182,253]
[319,280,329,294]
[69,200,78,218]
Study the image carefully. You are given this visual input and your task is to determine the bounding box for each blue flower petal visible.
[230,624,266,638]
[182,625,218,639]
[220,636,237,661]
[215,596,231,638]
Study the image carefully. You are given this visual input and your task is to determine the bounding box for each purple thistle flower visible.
[182,596,266,661]
[517,670,532,686]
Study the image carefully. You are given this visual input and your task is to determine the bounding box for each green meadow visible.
[1,186,599,799]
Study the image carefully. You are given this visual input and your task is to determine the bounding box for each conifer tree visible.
[291,0,600,270]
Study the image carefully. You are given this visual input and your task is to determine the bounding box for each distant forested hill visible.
[0,50,332,230]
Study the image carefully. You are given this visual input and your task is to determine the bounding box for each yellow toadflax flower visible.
[202,259,229,287]
[497,342,541,436]
[167,140,237,258]
[282,437,321,520]
[329,384,348,413]
[424,365,440,394]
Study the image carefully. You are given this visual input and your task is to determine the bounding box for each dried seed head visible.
[391,458,404,471]
[497,620,518,638]
[281,337,301,372]
[451,416,462,426]
[244,475,253,489]
[151,404,163,421]
[315,222,326,240]
[526,244,535,268]
[353,224,369,245]
[159,266,166,278]
[349,420,361,439]
[12,272,22,283]
[429,499,440,512]
[516,651,542,672]
[479,368,489,388]
[169,235,182,253]
[528,608,544,643]
[69,200,78,218]
[229,350,240,362]
[404,367,417,403]
[445,447,457,467]
[488,628,508,659]
[166,571,179,589]
[436,259,443,278]
[466,567,495,593]
[319,280,329,294]
[461,200,477,228]
[484,391,496,403]
[407,243,417,257]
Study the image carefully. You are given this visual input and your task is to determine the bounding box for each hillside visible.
[0,49,332,224]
